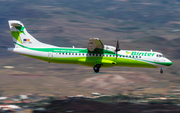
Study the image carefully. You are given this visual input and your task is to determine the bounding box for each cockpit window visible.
[156,54,164,57]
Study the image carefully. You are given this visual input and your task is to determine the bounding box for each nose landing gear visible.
[93,64,101,73]
[160,67,163,74]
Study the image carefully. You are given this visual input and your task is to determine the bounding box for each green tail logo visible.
[11,26,25,44]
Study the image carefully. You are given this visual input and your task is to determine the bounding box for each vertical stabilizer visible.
[8,20,58,48]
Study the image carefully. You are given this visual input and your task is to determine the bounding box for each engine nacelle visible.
[104,45,116,52]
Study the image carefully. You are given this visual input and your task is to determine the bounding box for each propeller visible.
[115,40,120,59]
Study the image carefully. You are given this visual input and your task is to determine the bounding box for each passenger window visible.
[139,56,141,58]
[62,53,64,55]
[59,52,61,54]
[129,56,131,58]
[136,56,138,58]
[66,53,67,55]
[72,53,74,55]
[79,53,81,56]
[82,53,84,56]
[110,55,111,57]
[75,53,77,55]
[156,54,158,57]
[126,55,128,58]
[132,56,134,58]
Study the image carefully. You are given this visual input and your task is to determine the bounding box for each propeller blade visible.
[115,40,120,59]
[116,51,118,59]
[116,40,120,51]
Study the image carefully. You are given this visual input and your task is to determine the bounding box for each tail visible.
[8,20,58,48]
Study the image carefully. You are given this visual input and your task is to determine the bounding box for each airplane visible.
[7,20,172,74]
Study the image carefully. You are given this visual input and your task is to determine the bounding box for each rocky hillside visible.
[41,98,180,113]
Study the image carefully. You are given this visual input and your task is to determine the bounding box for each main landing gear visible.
[160,67,163,74]
[93,64,101,73]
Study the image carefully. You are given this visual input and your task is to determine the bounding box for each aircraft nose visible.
[165,59,173,66]
[167,61,173,66]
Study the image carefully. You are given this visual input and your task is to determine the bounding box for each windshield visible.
[156,54,165,57]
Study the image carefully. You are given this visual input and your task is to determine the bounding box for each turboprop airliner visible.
[7,20,172,74]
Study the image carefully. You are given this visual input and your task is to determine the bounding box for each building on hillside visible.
[0,105,20,110]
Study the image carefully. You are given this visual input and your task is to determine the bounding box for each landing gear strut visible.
[160,67,163,74]
[93,64,101,73]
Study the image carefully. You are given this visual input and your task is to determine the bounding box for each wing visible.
[87,38,104,51]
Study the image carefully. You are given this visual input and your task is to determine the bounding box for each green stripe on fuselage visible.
[116,58,157,68]
[14,42,162,68]
[21,53,157,68]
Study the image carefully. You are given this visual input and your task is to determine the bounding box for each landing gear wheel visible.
[160,70,163,74]
[93,66,99,73]
[93,64,101,73]
[160,67,163,74]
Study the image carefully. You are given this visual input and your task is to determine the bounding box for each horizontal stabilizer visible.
[11,23,22,27]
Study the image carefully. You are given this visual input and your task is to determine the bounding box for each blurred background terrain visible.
[0,0,180,97]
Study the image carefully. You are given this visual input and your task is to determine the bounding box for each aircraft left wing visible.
[87,38,104,51]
